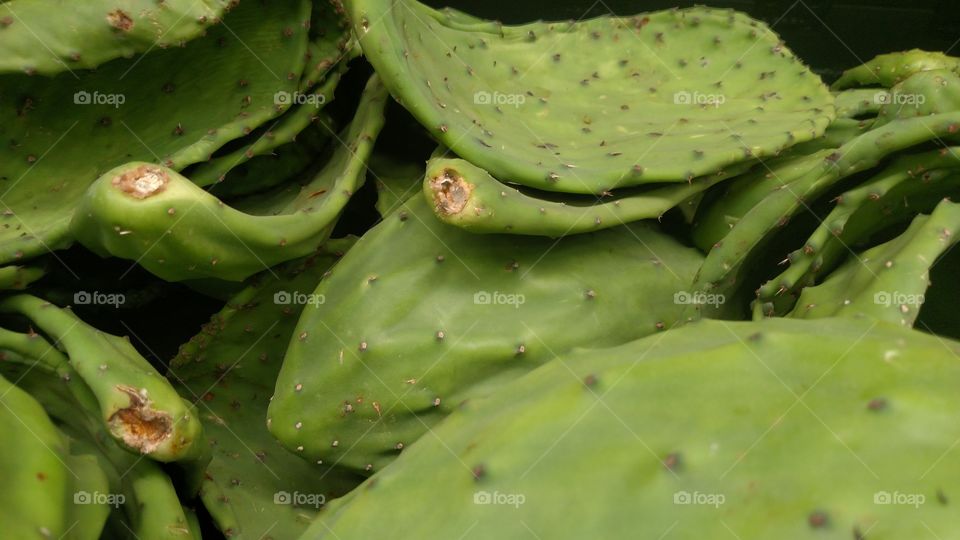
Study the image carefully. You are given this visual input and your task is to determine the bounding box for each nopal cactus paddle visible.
[424,156,752,236]
[346,0,834,194]
[783,199,960,326]
[306,317,960,539]
[0,0,312,267]
[70,75,387,282]
[268,195,704,473]
[0,0,236,75]
[0,295,207,464]
[169,242,363,540]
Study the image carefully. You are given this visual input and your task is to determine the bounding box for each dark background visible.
[423,0,960,81]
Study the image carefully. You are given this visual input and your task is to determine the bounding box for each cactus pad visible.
[346,0,834,193]
[307,317,960,539]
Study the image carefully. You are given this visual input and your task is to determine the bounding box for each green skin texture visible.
[786,200,960,326]
[70,75,388,282]
[0,0,234,75]
[424,157,753,237]
[0,0,311,266]
[268,195,705,473]
[0,345,198,539]
[346,0,834,194]
[0,295,207,464]
[169,242,363,540]
[872,69,960,129]
[758,149,960,302]
[688,110,960,319]
[307,317,960,539]
[832,50,960,90]
[0,372,110,540]
[833,89,886,118]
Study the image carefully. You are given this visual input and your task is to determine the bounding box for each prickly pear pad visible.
[346,0,834,193]
[268,195,704,472]
[308,317,960,539]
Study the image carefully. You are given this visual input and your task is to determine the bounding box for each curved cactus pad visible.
[170,245,362,540]
[0,0,311,266]
[346,0,834,193]
[308,317,960,539]
[268,195,704,472]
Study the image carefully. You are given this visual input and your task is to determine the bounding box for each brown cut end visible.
[112,165,170,199]
[108,386,173,454]
[429,168,473,216]
[107,9,134,31]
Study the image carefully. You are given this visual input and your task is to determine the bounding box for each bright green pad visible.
[0,0,310,265]
[832,50,960,90]
[426,157,752,236]
[0,295,207,463]
[0,373,110,540]
[346,0,834,193]
[70,75,387,282]
[0,0,234,75]
[268,195,704,473]
[169,243,363,540]
[787,200,960,326]
[308,317,960,539]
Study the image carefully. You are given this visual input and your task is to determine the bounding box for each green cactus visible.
[0,0,312,267]
[424,156,752,236]
[0,372,111,540]
[0,264,43,290]
[0,295,207,464]
[169,241,363,539]
[69,75,387,282]
[305,317,960,539]
[757,149,960,304]
[689,111,960,319]
[1,343,201,540]
[781,199,960,326]
[267,195,704,473]
[832,50,960,90]
[0,0,236,75]
[345,0,834,194]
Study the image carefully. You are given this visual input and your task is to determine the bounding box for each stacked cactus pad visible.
[1,0,960,538]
